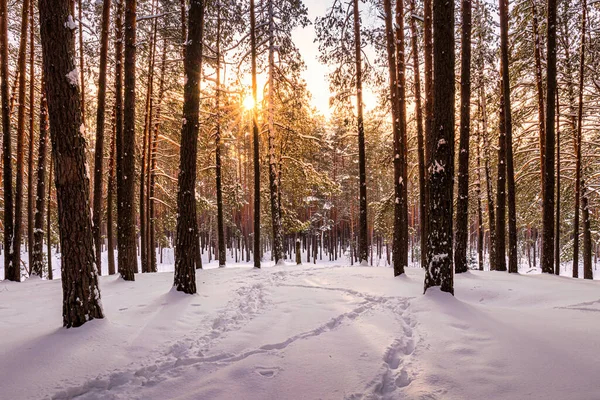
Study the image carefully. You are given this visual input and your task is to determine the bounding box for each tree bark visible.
[27,0,35,274]
[0,0,15,281]
[92,0,111,276]
[119,0,138,280]
[455,0,472,274]
[353,0,368,264]
[215,3,226,267]
[174,0,205,294]
[12,0,31,281]
[554,91,561,275]
[424,0,455,295]
[532,0,545,194]
[495,83,507,272]
[410,0,426,272]
[541,0,557,274]
[107,106,116,275]
[250,0,261,268]
[39,0,104,327]
[114,0,124,276]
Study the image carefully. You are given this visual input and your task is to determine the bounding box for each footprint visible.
[255,367,281,378]
[395,369,411,388]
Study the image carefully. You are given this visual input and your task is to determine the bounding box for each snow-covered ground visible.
[1,255,600,399]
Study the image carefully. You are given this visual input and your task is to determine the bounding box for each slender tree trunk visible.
[12,0,31,281]
[250,0,261,268]
[266,0,283,264]
[149,38,166,274]
[455,0,472,274]
[394,0,408,274]
[114,0,124,275]
[27,0,35,274]
[495,83,507,272]
[541,0,557,274]
[353,0,368,264]
[47,160,53,280]
[215,4,226,267]
[476,114,484,271]
[174,0,204,294]
[39,0,104,327]
[92,0,111,276]
[107,106,116,275]
[555,91,561,275]
[424,0,455,295]
[383,0,403,276]
[0,0,14,280]
[119,0,138,280]
[410,0,426,272]
[32,77,48,278]
[532,0,545,193]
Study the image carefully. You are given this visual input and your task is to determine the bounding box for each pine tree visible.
[174,0,205,294]
[424,0,455,295]
[39,0,104,327]
[455,0,472,274]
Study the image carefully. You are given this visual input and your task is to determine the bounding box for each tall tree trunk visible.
[107,106,116,275]
[215,3,226,267]
[422,0,433,267]
[353,0,368,264]
[266,0,283,264]
[555,91,561,275]
[0,0,14,280]
[541,0,557,274]
[394,0,408,274]
[576,0,591,279]
[455,0,472,274]
[13,0,31,281]
[532,0,545,193]
[174,0,204,294]
[39,0,104,327]
[93,0,111,276]
[410,0,426,272]
[27,0,35,274]
[119,0,138,280]
[499,0,517,274]
[149,38,166,274]
[476,110,484,271]
[32,77,48,278]
[114,0,124,275]
[383,0,402,276]
[495,83,507,272]
[47,160,53,280]
[424,0,455,295]
[250,0,261,268]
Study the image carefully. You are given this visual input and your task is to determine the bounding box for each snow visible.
[1,252,600,399]
[66,68,79,87]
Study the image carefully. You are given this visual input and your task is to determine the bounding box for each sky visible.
[291,0,379,119]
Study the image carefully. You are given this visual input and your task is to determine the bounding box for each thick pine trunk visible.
[174,0,205,294]
[424,0,455,295]
[39,0,104,327]
[555,93,561,275]
[455,0,472,274]
[107,107,117,275]
[353,0,368,264]
[541,0,557,274]
[92,0,111,276]
[114,0,124,275]
[119,0,138,280]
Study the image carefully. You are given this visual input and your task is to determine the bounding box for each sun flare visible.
[243,95,255,110]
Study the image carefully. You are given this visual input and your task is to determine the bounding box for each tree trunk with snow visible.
[38,0,104,327]
[424,0,455,295]
[174,0,205,294]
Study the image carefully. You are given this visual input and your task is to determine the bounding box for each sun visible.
[243,95,255,111]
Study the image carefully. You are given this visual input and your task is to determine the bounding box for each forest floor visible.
[1,253,600,399]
